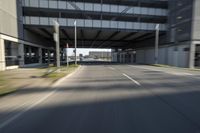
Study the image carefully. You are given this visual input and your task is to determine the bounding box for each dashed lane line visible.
[122,73,141,86]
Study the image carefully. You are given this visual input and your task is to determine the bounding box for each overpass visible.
[1,0,200,71]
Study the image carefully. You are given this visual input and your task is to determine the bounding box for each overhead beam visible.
[97,31,120,48]
[26,28,52,41]
[80,29,85,48]
[105,32,136,48]
[124,33,152,48]
[90,30,101,48]
[124,32,166,48]
[61,29,73,45]
[134,33,152,40]
[134,33,154,41]
[39,28,52,38]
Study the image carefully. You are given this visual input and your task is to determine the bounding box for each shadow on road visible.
[1,88,200,133]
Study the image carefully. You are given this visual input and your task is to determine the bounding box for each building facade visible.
[0,0,199,70]
[113,0,200,68]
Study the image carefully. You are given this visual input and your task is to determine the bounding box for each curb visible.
[52,65,82,87]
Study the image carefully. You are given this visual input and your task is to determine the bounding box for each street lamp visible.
[155,24,160,64]
[66,43,69,68]
[53,20,60,68]
[74,20,77,65]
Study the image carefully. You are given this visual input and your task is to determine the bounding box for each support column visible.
[131,54,134,63]
[123,53,125,63]
[48,50,51,64]
[18,43,24,67]
[119,53,122,63]
[189,42,195,68]
[0,38,5,71]
[39,47,42,64]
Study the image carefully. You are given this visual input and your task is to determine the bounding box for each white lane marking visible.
[123,73,141,86]
[108,67,115,70]
[169,72,193,76]
[0,66,82,129]
[0,90,57,129]
[128,65,161,72]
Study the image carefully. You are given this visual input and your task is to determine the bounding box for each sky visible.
[66,48,111,56]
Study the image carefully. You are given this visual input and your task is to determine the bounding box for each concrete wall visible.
[192,0,200,41]
[135,44,190,68]
[111,52,118,62]
[136,50,145,64]
[23,29,53,47]
[0,0,22,38]
[0,38,5,71]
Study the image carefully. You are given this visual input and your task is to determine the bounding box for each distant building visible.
[89,52,111,59]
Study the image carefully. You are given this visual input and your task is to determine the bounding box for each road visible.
[1,64,200,133]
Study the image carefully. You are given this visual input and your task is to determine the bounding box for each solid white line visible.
[0,66,82,129]
[122,73,141,86]
[0,90,57,129]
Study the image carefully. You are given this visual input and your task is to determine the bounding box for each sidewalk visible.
[0,65,79,96]
[0,67,51,96]
[0,65,79,125]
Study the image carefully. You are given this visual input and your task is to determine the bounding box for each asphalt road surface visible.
[1,64,200,133]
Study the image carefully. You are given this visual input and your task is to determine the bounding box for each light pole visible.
[74,20,77,65]
[66,43,69,68]
[155,24,160,64]
[53,20,60,68]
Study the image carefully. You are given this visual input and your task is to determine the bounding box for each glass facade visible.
[24,45,40,64]
[4,41,19,66]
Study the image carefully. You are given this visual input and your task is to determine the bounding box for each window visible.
[4,41,19,66]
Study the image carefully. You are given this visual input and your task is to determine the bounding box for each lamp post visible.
[66,43,69,67]
[155,24,160,64]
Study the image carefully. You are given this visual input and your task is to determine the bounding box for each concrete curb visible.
[52,65,82,87]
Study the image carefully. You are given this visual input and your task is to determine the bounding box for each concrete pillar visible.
[122,53,125,63]
[48,50,51,64]
[18,43,24,67]
[120,53,122,63]
[39,47,42,64]
[131,54,134,63]
[0,39,6,71]
[189,42,195,68]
